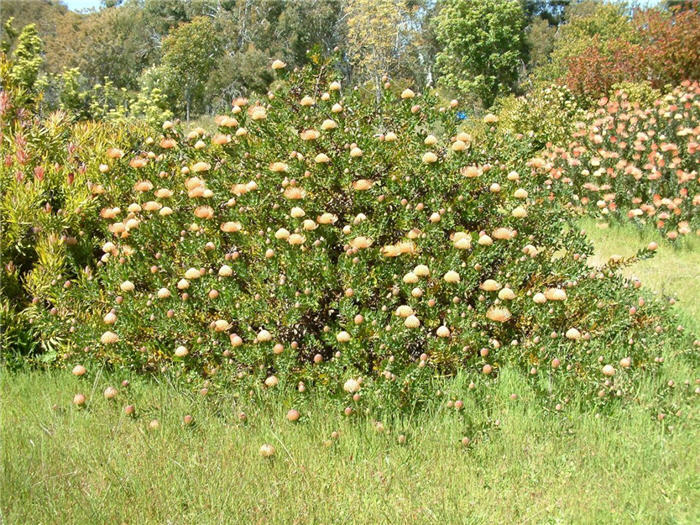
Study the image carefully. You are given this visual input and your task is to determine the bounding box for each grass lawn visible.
[581,218,700,332]
[2,222,698,524]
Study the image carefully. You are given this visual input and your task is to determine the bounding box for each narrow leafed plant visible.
[536,82,699,241]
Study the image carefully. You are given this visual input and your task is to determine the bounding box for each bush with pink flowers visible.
[536,82,699,240]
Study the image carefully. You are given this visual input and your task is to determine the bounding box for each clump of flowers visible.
[35,60,691,411]
[536,82,699,240]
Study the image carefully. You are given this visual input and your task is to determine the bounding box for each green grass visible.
[2,364,698,524]
[2,221,699,524]
[581,218,700,331]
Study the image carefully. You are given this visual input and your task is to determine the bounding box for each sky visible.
[63,0,102,11]
[62,0,663,13]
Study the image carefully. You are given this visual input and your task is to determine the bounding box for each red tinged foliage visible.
[565,6,700,98]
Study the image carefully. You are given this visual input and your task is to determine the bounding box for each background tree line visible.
[1,0,698,122]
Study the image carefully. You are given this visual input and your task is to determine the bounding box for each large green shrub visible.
[24,61,690,411]
[434,0,528,108]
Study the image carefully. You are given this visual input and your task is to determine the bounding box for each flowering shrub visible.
[54,68,174,126]
[24,61,690,411]
[537,82,700,240]
[609,81,661,108]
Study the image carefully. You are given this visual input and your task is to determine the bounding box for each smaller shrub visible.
[495,83,584,152]
[0,84,150,340]
[609,81,663,107]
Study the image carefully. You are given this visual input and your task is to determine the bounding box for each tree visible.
[203,0,347,102]
[204,44,274,110]
[160,16,222,120]
[345,0,432,90]
[142,0,191,37]
[434,0,527,108]
[276,0,346,66]
[63,4,156,90]
[535,1,635,84]
[520,0,569,25]
[525,16,556,71]
[520,1,571,74]
[345,0,404,87]
[396,0,442,88]
[4,21,44,106]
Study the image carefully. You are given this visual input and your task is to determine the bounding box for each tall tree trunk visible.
[374,73,382,104]
[419,51,433,87]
